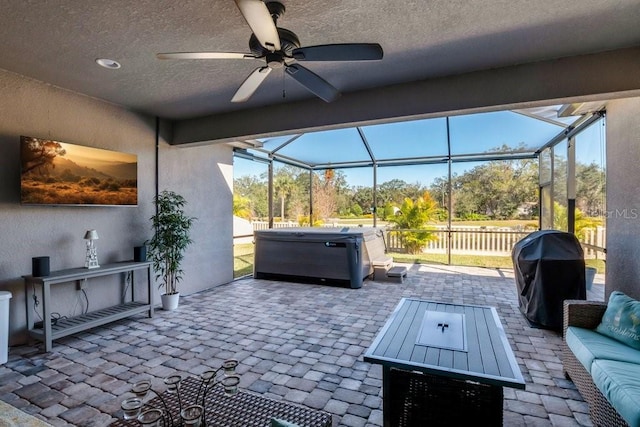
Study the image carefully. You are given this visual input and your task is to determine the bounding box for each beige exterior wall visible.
[0,69,233,345]
[158,142,234,294]
[605,97,640,300]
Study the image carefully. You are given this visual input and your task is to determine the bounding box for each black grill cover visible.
[512,230,586,331]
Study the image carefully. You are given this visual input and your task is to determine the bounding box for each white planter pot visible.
[161,292,180,310]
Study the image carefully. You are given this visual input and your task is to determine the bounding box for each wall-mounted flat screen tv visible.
[20,136,138,206]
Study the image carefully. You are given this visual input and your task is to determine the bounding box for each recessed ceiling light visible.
[95,58,121,69]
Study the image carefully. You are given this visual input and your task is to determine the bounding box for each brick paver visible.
[1,264,603,426]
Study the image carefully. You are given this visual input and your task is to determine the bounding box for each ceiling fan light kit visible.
[157,0,383,103]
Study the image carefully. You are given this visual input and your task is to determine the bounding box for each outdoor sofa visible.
[562,293,640,427]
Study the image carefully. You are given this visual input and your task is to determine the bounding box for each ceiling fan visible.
[157,0,383,103]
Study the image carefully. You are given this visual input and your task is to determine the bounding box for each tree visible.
[576,162,606,216]
[234,174,268,218]
[273,167,296,221]
[350,186,373,216]
[553,201,602,239]
[350,203,363,217]
[553,152,568,206]
[429,176,449,210]
[380,202,397,220]
[389,192,439,254]
[312,170,339,221]
[452,157,537,220]
[233,194,251,219]
[378,179,427,206]
[430,174,460,221]
[288,170,311,220]
[21,137,66,175]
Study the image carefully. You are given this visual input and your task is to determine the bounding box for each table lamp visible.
[84,229,100,269]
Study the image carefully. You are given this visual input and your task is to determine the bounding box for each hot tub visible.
[253,227,386,289]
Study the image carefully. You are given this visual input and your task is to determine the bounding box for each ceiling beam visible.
[171,46,640,146]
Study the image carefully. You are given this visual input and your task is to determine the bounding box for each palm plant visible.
[148,190,196,295]
[390,192,439,254]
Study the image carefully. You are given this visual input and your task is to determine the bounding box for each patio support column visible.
[446,117,453,266]
[268,158,274,229]
[373,163,378,227]
[567,136,577,234]
[357,127,377,227]
[550,147,555,228]
[447,158,453,265]
[309,169,314,227]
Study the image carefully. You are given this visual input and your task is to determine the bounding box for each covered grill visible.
[512,230,586,331]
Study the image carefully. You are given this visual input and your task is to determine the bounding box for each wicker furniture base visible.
[387,367,503,427]
[110,376,332,427]
[562,300,630,427]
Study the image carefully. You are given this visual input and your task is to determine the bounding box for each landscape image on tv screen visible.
[20,136,138,206]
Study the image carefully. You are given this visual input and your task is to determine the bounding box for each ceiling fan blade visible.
[156,52,257,60]
[292,43,383,61]
[231,66,273,103]
[285,64,340,103]
[234,0,281,52]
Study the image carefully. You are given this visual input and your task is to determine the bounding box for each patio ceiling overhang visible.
[231,103,605,170]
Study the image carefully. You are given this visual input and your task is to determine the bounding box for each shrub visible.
[389,192,439,254]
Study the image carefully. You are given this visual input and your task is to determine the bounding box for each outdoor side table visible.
[364,297,525,426]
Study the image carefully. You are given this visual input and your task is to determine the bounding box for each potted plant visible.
[148,190,196,310]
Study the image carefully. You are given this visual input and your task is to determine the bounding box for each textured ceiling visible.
[1,0,639,121]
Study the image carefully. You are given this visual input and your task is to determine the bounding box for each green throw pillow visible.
[271,419,301,427]
[596,291,640,350]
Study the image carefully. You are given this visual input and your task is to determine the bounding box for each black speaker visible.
[134,246,147,262]
[32,256,50,277]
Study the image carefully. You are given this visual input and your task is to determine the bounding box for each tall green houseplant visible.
[149,190,196,300]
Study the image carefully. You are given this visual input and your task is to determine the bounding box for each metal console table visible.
[23,261,153,351]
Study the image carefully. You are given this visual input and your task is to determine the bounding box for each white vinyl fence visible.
[386,227,527,256]
[241,222,606,259]
[386,225,606,259]
[581,226,606,259]
[250,220,339,230]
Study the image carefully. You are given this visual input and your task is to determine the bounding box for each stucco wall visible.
[605,97,640,300]
[157,142,234,294]
[0,69,233,346]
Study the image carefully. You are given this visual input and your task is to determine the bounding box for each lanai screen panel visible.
[448,111,564,156]
[361,117,449,160]
[575,116,606,218]
[276,128,370,166]
[553,140,569,231]
[376,163,449,197]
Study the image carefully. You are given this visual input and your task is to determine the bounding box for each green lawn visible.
[389,251,606,273]
[235,242,606,278]
[234,243,254,278]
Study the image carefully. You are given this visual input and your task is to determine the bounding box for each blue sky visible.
[234,110,605,187]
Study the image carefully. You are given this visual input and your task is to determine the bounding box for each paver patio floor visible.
[0,263,604,426]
